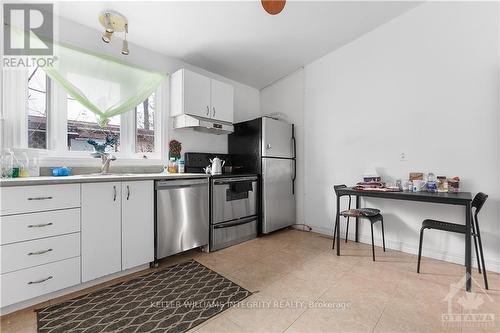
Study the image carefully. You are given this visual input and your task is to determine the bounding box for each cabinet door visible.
[81,182,121,282]
[121,181,154,270]
[210,79,234,123]
[184,69,211,118]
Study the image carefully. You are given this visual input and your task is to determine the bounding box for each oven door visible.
[210,216,258,251]
[212,176,258,224]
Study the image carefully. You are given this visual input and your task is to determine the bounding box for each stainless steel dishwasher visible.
[155,178,209,260]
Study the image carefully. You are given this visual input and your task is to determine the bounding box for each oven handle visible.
[213,216,258,229]
[213,177,257,184]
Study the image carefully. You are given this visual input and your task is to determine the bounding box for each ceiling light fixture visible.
[121,23,129,55]
[99,10,129,55]
[261,0,286,15]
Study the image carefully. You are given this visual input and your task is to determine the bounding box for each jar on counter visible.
[167,158,178,173]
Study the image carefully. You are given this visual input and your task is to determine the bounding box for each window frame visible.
[3,68,165,165]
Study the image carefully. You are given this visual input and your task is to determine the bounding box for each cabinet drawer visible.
[0,209,80,245]
[0,257,80,307]
[0,184,80,216]
[1,233,80,274]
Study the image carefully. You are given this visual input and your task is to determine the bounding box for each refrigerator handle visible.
[292,159,296,194]
[292,124,297,159]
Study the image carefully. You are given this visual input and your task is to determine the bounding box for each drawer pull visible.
[28,249,53,256]
[27,222,53,228]
[28,276,53,285]
[27,196,53,201]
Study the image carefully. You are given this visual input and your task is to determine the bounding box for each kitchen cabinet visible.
[81,182,122,282]
[121,181,154,270]
[170,68,234,123]
[0,184,81,307]
[210,79,234,123]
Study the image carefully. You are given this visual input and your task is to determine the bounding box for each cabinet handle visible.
[28,276,53,285]
[28,222,53,228]
[27,196,53,201]
[28,248,53,256]
[212,106,216,118]
[113,186,117,201]
[206,106,210,116]
[126,185,130,200]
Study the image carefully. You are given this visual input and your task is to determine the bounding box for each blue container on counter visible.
[52,167,72,176]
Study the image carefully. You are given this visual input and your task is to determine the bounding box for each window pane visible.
[67,97,120,152]
[135,94,155,153]
[28,67,48,149]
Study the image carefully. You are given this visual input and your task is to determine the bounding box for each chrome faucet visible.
[91,152,116,174]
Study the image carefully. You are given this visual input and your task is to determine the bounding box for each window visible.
[6,69,163,160]
[27,67,49,149]
[67,96,121,152]
[135,93,155,153]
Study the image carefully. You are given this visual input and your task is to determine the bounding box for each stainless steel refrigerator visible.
[228,116,296,234]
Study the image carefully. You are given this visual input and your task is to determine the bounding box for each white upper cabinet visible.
[121,181,154,270]
[170,68,234,123]
[211,79,234,123]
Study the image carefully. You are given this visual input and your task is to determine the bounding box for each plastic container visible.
[52,167,72,176]
[178,159,185,173]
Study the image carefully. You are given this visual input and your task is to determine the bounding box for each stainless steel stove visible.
[184,153,259,251]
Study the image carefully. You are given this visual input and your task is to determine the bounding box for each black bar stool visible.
[333,184,386,261]
[417,192,489,289]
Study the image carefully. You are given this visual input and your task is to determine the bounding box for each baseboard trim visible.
[310,225,500,273]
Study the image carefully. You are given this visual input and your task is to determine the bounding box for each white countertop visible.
[0,173,208,187]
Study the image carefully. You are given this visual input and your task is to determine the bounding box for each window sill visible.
[38,155,163,167]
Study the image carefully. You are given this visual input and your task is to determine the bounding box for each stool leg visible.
[417,227,425,273]
[345,216,350,243]
[380,217,386,252]
[475,217,488,289]
[332,215,338,250]
[370,222,375,261]
[471,220,481,274]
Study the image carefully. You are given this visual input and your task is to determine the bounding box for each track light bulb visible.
[104,12,114,33]
[102,31,112,43]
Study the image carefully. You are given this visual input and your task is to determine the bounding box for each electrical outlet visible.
[400,152,407,161]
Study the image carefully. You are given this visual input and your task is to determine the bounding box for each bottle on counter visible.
[178,159,185,173]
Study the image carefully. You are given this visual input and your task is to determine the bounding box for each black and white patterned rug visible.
[37,260,251,333]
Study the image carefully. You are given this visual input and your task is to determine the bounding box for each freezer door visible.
[262,158,296,233]
[262,117,294,158]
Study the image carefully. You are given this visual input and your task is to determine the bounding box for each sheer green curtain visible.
[13,26,167,126]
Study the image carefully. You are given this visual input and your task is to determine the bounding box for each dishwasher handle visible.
[156,178,208,190]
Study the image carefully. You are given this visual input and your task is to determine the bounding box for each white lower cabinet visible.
[1,257,81,307]
[82,180,154,282]
[1,233,80,274]
[81,182,122,282]
[0,179,155,309]
[121,181,154,270]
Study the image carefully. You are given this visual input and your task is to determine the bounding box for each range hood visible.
[173,114,234,135]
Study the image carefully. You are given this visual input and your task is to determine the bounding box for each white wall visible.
[261,69,305,226]
[261,2,500,272]
[54,15,260,157]
[304,2,500,271]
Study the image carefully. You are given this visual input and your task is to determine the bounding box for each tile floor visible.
[1,229,499,333]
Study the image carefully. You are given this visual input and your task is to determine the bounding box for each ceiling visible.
[57,1,421,89]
